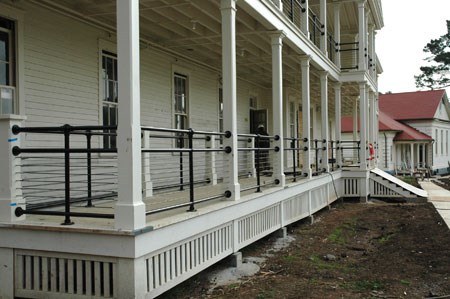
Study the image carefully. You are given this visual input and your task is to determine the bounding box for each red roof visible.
[341,111,432,141]
[379,90,446,120]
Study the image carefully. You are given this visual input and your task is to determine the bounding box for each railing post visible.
[314,139,319,173]
[141,130,153,197]
[205,135,218,185]
[256,135,261,192]
[248,137,256,178]
[179,135,184,191]
[188,128,195,211]
[62,124,73,225]
[330,140,335,171]
[292,139,297,182]
[0,116,26,223]
[86,130,93,207]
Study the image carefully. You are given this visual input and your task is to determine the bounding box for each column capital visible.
[300,55,311,66]
[358,0,367,7]
[220,0,237,11]
[333,82,342,89]
[270,30,286,45]
[319,71,329,79]
[333,1,341,9]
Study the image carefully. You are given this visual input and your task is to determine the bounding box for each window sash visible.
[101,52,118,149]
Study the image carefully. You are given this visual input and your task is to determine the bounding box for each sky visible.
[376,0,450,94]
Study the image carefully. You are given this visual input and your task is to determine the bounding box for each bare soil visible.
[161,201,450,299]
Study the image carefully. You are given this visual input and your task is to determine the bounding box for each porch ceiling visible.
[35,0,359,115]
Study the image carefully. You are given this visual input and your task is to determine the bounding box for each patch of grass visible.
[379,233,395,244]
[309,255,354,273]
[327,218,358,244]
[256,289,277,299]
[400,279,411,286]
[283,254,299,262]
[342,280,385,291]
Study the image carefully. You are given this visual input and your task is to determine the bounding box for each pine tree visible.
[415,20,450,89]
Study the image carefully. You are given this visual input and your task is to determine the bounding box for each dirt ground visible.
[161,200,450,299]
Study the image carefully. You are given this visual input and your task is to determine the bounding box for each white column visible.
[375,95,379,167]
[0,116,26,223]
[334,83,342,168]
[320,72,329,172]
[392,143,396,172]
[410,143,415,173]
[301,0,309,36]
[358,0,367,71]
[422,143,426,167]
[271,32,286,187]
[221,0,240,200]
[334,2,341,68]
[320,0,327,55]
[353,97,358,163]
[115,0,146,230]
[359,83,368,170]
[368,91,375,168]
[301,57,312,178]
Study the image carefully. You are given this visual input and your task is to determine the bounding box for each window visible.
[101,51,118,149]
[174,73,188,148]
[0,17,16,114]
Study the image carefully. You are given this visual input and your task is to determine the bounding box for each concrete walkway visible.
[419,180,450,229]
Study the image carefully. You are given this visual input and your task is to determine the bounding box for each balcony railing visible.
[12,124,118,225]
[281,0,306,29]
[340,42,359,71]
[9,124,363,224]
[327,33,339,64]
[308,8,324,49]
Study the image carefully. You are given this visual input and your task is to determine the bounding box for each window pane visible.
[108,80,115,102]
[0,62,7,85]
[106,57,114,79]
[110,106,117,126]
[0,88,13,114]
[0,31,8,61]
[103,105,109,126]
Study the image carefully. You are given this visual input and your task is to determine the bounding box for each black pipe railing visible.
[281,0,306,29]
[308,8,324,49]
[237,133,279,193]
[339,42,359,71]
[141,126,229,214]
[327,33,339,64]
[340,140,361,166]
[12,124,118,224]
[283,137,304,182]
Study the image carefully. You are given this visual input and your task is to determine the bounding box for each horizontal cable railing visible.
[281,0,306,29]
[308,8,324,49]
[327,33,339,64]
[283,137,305,182]
[141,126,229,215]
[340,42,359,71]
[11,124,118,224]
[237,133,280,193]
[340,140,361,167]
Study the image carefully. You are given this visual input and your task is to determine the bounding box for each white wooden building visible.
[0,1,426,298]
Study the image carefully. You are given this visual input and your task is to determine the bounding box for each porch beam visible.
[221,0,240,200]
[301,56,312,178]
[334,83,342,168]
[115,0,146,230]
[320,72,329,172]
[271,31,286,187]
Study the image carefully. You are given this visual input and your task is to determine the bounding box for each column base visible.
[224,182,240,201]
[0,248,14,299]
[114,202,147,231]
[229,252,242,268]
[274,227,287,238]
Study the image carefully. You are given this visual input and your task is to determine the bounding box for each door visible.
[250,109,267,134]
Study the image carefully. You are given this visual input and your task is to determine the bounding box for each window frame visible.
[0,6,24,116]
[171,67,190,148]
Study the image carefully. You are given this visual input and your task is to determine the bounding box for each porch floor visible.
[9,174,304,232]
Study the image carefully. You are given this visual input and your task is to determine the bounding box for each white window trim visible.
[0,3,24,117]
[97,39,117,152]
[171,64,190,128]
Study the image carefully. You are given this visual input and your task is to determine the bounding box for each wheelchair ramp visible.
[370,168,428,199]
